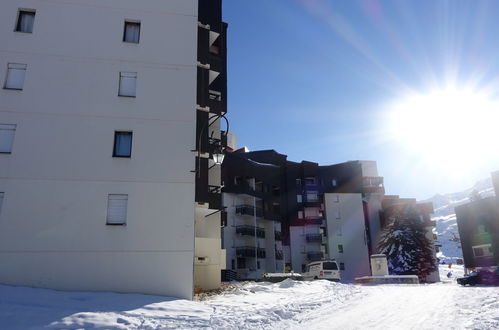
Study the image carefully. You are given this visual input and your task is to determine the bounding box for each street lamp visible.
[194,113,229,178]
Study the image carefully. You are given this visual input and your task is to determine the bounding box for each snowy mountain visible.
[424,177,496,262]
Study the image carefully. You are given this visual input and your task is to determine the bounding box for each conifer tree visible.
[378,207,437,282]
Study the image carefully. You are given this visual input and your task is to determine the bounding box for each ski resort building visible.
[222,152,285,280]
[0,0,228,299]
[455,171,499,269]
[221,150,385,281]
[220,149,440,282]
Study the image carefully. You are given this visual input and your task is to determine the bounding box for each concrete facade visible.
[324,193,371,281]
[0,0,226,299]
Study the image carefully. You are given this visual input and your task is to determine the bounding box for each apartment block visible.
[222,152,284,279]
[0,0,227,299]
[455,171,499,270]
[221,150,385,281]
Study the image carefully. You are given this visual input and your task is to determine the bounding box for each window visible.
[298,211,303,219]
[257,261,260,269]
[339,262,345,270]
[118,72,137,97]
[0,192,4,215]
[338,244,344,253]
[296,179,301,187]
[4,63,27,90]
[306,191,319,201]
[335,211,341,219]
[472,244,493,258]
[336,227,342,236]
[297,194,302,203]
[333,195,339,203]
[113,131,132,157]
[0,124,16,153]
[123,21,141,43]
[15,10,36,33]
[332,179,337,187]
[305,177,316,185]
[106,194,128,225]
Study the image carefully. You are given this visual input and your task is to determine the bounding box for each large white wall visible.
[0,0,198,299]
[325,193,371,281]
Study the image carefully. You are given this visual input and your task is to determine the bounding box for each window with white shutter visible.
[118,72,137,97]
[106,194,128,225]
[4,63,27,90]
[0,192,4,215]
[0,124,16,153]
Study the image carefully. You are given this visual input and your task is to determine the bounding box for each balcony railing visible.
[275,231,283,241]
[362,176,385,194]
[275,250,283,260]
[307,251,324,261]
[235,204,263,218]
[236,225,265,238]
[304,216,324,225]
[306,233,323,243]
[236,246,266,258]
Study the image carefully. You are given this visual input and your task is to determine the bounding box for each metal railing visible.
[235,204,263,217]
[236,225,265,238]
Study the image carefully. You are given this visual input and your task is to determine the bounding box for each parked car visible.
[302,260,341,281]
[457,267,499,286]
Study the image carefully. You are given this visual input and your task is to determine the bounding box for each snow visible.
[1,275,498,329]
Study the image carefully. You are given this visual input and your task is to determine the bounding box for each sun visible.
[388,87,499,176]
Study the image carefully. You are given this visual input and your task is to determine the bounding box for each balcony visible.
[236,246,266,259]
[275,250,284,260]
[304,216,324,225]
[235,204,263,218]
[362,176,385,194]
[306,233,323,243]
[307,251,324,261]
[236,225,265,238]
[275,231,283,241]
[223,181,263,199]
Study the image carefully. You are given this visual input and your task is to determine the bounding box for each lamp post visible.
[195,113,229,178]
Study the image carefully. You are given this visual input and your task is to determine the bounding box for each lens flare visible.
[388,88,499,176]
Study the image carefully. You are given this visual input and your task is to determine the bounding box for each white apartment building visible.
[0,0,227,299]
[323,193,371,281]
[222,152,284,280]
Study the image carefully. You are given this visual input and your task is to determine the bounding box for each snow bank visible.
[1,279,498,329]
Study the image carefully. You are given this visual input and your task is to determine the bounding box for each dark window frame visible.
[15,9,36,33]
[123,20,141,44]
[113,131,133,158]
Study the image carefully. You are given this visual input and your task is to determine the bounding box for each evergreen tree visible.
[378,208,437,282]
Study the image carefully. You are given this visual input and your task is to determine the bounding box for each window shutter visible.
[5,64,27,90]
[119,72,137,97]
[0,124,16,153]
[107,194,128,225]
[0,192,4,215]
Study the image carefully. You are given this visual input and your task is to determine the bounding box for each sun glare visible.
[388,88,499,176]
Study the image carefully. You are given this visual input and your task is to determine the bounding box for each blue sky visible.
[223,0,499,199]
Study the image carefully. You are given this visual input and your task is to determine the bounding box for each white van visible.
[303,260,341,281]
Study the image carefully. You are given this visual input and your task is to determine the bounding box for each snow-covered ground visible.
[1,267,497,330]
